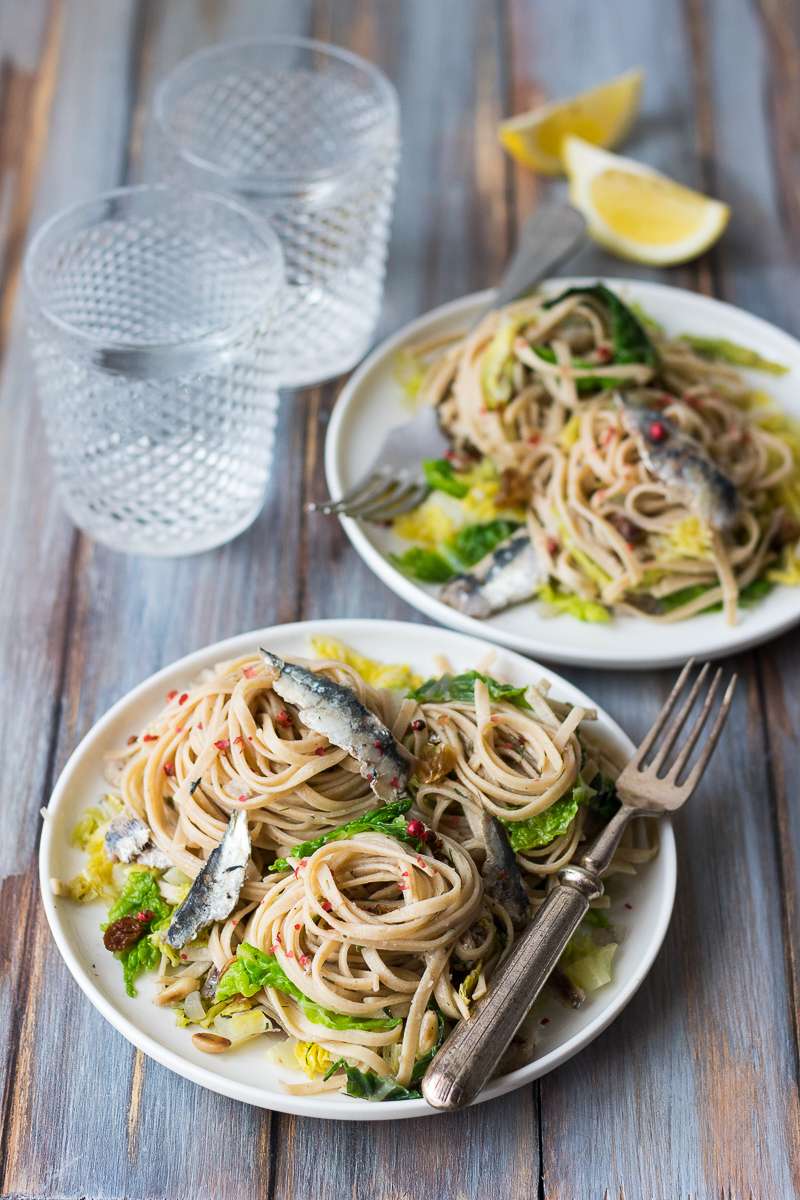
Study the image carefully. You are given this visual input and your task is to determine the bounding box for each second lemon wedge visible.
[564,136,730,264]
[499,69,643,175]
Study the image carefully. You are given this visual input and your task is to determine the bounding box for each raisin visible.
[103,915,146,952]
[608,513,645,544]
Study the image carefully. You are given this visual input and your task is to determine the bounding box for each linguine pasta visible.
[60,645,655,1099]
[392,287,800,625]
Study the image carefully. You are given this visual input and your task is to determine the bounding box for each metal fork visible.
[308,204,586,520]
[421,658,738,1111]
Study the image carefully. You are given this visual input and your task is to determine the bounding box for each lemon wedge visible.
[564,136,730,264]
[499,69,643,176]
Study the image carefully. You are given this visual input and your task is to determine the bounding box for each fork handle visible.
[421,805,636,1111]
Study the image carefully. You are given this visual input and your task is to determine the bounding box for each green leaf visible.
[543,283,658,366]
[104,870,170,928]
[323,1059,423,1101]
[269,799,418,873]
[628,301,665,335]
[390,547,456,584]
[216,943,401,1032]
[422,458,469,498]
[447,519,522,568]
[102,871,172,997]
[560,933,617,992]
[530,345,624,394]
[408,670,532,711]
[679,335,789,375]
[409,1008,446,1083]
[502,775,602,852]
[740,577,774,605]
[582,908,611,929]
[587,774,620,822]
[537,582,610,623]
[502,791,580,852]
[657,576,772,615]
[120,935,160,998]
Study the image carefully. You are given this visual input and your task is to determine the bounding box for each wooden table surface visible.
[2,2,799,1197]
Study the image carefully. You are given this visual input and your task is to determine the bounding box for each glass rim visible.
[153,35,399,192]
[23,183,285,355]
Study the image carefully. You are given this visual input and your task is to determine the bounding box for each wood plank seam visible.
[0,3,173,1185]
[753,656,800,1128]
[753,0,800,242]
[492,3,547,1195]
[0,520,78,1191]
[682,0,724,299]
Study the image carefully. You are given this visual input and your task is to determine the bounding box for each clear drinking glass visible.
[153,38,400,388]
[24,185,284,556]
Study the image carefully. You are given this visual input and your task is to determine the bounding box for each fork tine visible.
[680,673,738,792]
[359,482,429,522]
[665,667,723,781]
[630,658,696,766]
[311,471,390,515]
[344,477,416,519]
[649,662,710,774]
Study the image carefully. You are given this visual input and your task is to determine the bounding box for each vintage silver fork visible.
[421,658,738,1111]
[307,203,586,520]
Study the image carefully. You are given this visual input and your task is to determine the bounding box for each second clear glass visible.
[154,38,400,389]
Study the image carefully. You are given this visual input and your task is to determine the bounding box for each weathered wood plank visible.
[503,2,800,1198]
[2,0,799,1196]
[0,0,118,1180]
[713,4,800,1190]
[275,4,540,1198]
[0,3,314,1199]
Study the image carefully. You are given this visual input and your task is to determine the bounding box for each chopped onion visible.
[213,1009,268,1045]
[183,990,205,1023]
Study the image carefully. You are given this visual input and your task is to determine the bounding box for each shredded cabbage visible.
[537,583,610,623]
[461,479,505,523]
[457,961,484,1010]
[64,796,125,902]
[680,335,789,375]
[662,516,713,560]
[767,545,800,585]
[393,348,427,403]
[393,498,459,548]
[481,316,525,407]
[294,1041,334,1077]
[309,636,422,690]
[502,777,594,851]
[558,414,581,449]
[213,1009,269,1045]
[560,933,618,992]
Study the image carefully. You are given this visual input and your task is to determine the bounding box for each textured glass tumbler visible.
[24,186,284,556]
[154,38,399,388]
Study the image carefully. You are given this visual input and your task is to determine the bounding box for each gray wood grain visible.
[501,2,800,1197]
[0,0,798,1197]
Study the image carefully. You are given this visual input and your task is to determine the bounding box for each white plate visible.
[40,618,675,1120]
[326,280,800,669]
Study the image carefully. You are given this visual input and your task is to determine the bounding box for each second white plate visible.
[325,279,800,668]
[40,619,674,1120]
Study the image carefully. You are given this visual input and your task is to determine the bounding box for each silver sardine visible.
[105,811,171,870]
[261,650,410,803]
[440,531,545,619]
[618,399,740,531]
[480,812,530,930]
[165,811,250,949]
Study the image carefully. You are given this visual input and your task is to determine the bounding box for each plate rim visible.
[39,617,676,1120]
[325,279,800,669]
